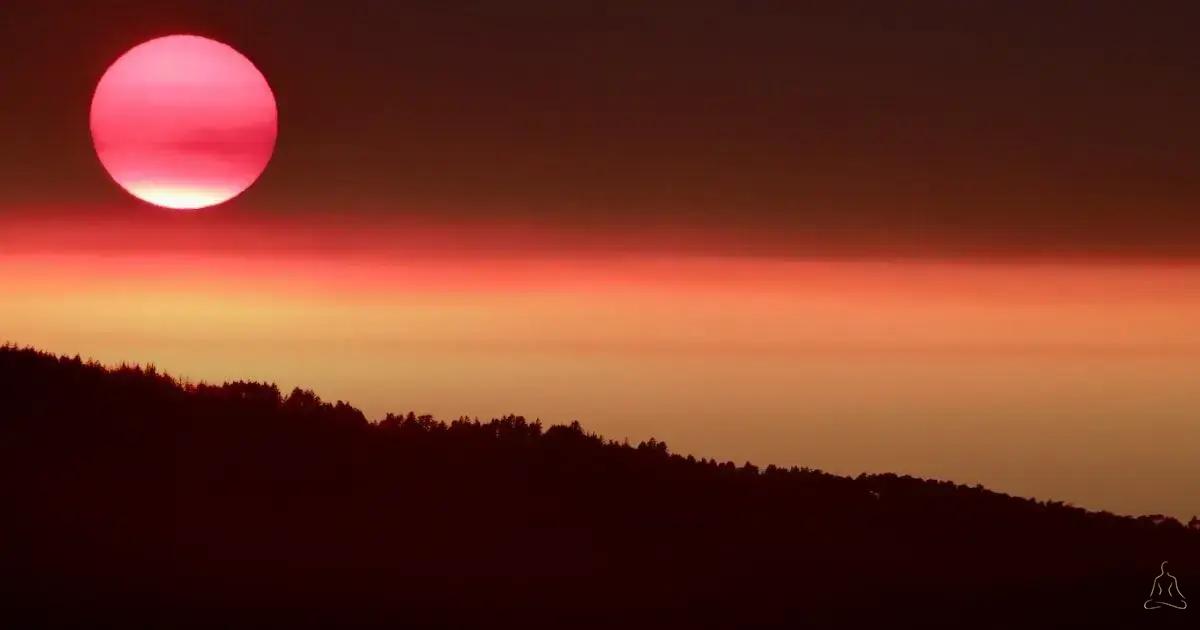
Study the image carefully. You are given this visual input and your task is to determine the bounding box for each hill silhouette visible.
[2,343,1197,628]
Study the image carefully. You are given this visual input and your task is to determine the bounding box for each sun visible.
[89,35,278,210]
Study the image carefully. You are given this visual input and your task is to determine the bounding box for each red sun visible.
[90,35,277,210]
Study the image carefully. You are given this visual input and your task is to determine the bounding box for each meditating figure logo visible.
[1143,561,1187,610]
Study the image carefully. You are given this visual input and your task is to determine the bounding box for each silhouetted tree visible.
[1,344,1196,628]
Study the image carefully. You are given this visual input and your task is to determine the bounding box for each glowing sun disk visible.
[89,35,278,210]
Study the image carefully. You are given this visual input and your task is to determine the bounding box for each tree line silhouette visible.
[2,343,1197,628]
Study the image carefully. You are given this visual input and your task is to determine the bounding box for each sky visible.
[4,0,1200,256]
[1,1,1198,518]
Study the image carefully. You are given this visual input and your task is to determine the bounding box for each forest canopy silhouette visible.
[2,343,1196,627]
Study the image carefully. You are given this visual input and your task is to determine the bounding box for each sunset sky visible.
[2,1,1198,518]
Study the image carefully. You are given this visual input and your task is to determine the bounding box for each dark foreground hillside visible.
[2,345,1196,628]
